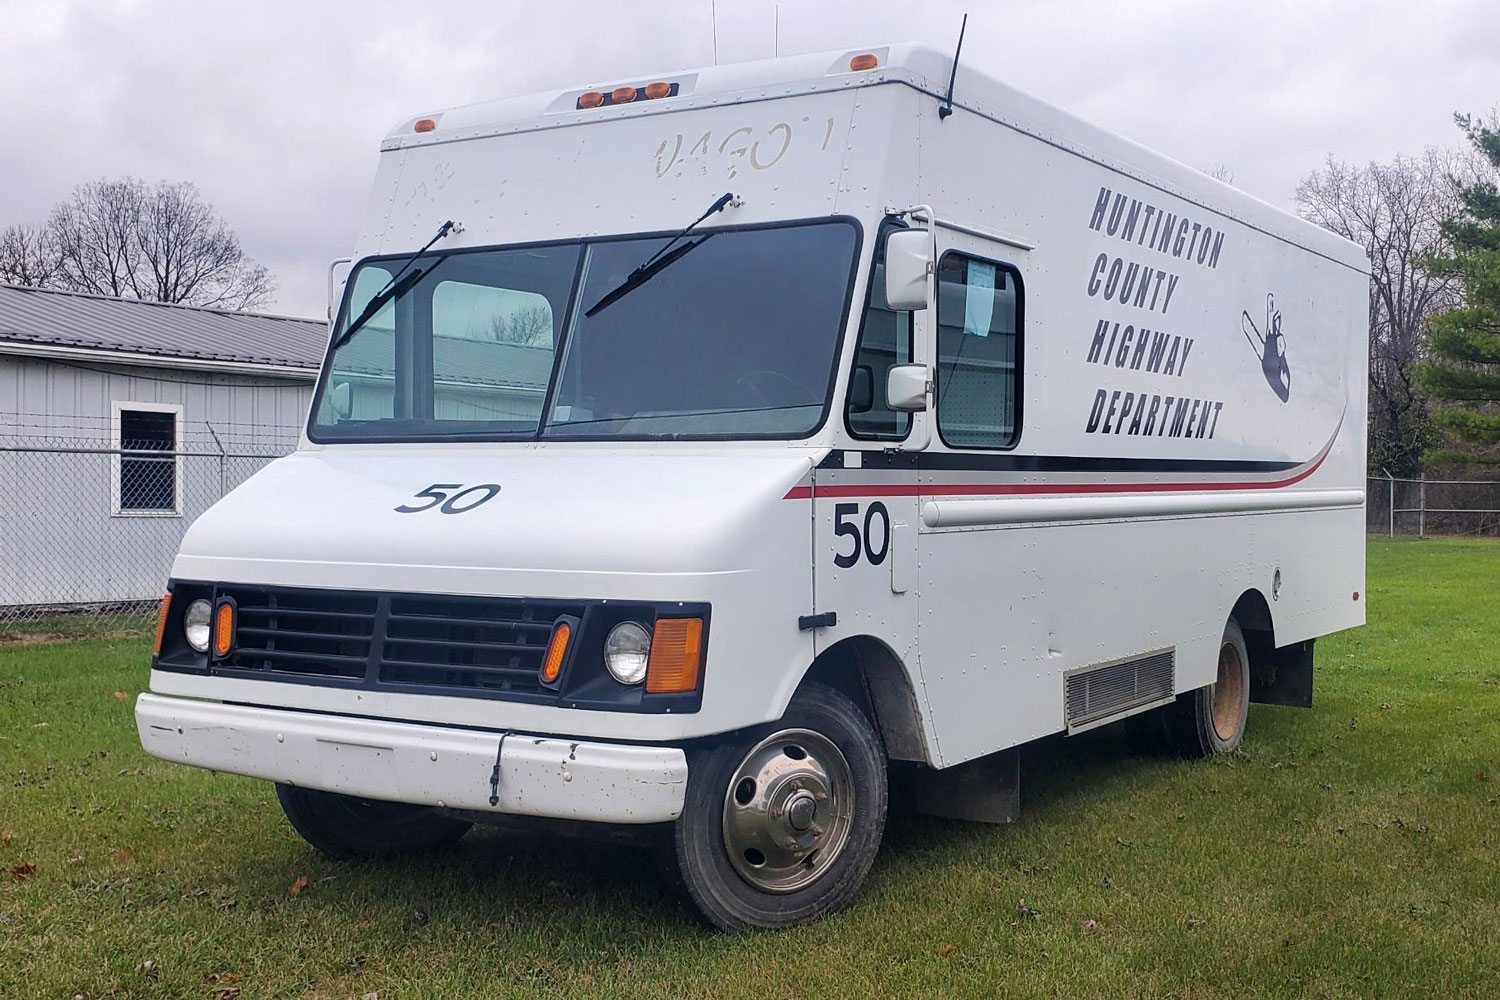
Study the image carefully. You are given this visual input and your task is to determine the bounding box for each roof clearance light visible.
[849,53,879,71]
[644,81,671,100]
[413,118,437,133]
[578,90,604,109]
[611,86,638,103]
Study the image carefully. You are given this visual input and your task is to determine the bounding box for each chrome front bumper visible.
[135,693,688,823]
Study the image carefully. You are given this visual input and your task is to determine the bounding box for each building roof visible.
[0,284,327,373]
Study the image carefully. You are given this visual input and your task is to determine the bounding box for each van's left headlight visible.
[604,621,651,685]
[183,599,213,653]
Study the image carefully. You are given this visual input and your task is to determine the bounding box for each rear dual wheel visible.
[660,682,888,931]
[1130,617,1251,757]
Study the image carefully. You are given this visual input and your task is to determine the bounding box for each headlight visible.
[604,621,651,685]
[183,598,213,653]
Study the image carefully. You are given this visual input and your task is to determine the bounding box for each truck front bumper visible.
[135,693,688,824]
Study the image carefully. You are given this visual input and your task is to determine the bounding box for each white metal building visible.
[0,285,325,617]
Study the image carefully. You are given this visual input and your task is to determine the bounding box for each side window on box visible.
[934,253,1023,449]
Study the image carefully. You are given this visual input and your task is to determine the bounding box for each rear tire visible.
[275,785,472,860]
[1128,617,1251,758]
[659,682,887,931]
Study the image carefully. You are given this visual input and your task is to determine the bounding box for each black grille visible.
[217,584,583,698]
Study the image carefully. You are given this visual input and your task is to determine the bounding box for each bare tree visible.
[0,223,61,286]
[1202,163,1235,186]
[492,304,553,346]
[19,178,275,310]
[1296,150,1465,475]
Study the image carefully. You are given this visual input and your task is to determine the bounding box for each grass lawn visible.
[2,536,1498,999]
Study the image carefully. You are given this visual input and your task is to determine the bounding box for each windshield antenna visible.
[938,13,968,121]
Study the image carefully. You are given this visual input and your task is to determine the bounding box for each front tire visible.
[660,682,887,931]
[275,785,472,860]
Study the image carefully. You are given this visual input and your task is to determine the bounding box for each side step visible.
[1064,648,1176,734]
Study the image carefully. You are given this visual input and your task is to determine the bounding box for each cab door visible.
[810,218,929,760]
[915,231,1047,767]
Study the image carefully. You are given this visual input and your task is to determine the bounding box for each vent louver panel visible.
[1065,648,1176,732]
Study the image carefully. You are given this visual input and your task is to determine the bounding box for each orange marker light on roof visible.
[578,90,604,109]
[644,81,671,100]
[611,86,638,103]
[849,53,879,71]
[645,617,704,694]
[413,118,437,133]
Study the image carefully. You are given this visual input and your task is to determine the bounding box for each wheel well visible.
[1230,588,1275,637]
[798,636,929,763]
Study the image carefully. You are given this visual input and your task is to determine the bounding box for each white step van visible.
[137,43,1369,930]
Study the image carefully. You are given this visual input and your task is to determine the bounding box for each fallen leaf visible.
[1187,918,1206,929]
[362,992,379,1000]
[0,831,10,844]
[290,875,309,896]
[113,849,134,861]
[937,943,956,956]
[113,690,129,701]
[140,959,158,979]
[211,988,241,1000]
[10,862,36,879]
[1017,899,1039,919]
[1079,919,1100,934]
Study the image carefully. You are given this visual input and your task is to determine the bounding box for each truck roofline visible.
[379,41,1367,275]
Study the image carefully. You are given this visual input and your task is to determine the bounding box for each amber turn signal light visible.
[849,53,879,71]
[541,620,572,684]
[645,617,704,694]
[213,601,235,658]
[153,593,172,655]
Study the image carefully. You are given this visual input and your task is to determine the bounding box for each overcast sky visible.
[2,0,1496,318]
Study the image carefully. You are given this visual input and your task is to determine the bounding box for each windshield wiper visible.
[584,192,736,317]
[331,220,456,350]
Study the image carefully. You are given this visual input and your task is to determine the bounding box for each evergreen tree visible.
[1417,115,1500,466]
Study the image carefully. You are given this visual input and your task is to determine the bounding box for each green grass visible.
[2,537,1498,999]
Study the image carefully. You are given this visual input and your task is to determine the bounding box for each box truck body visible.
[137,43,1369,929]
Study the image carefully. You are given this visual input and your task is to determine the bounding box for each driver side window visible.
[845,238,914,439]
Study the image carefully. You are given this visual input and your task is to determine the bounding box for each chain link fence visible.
[1367,475,1500,537]
[0,420,294,636]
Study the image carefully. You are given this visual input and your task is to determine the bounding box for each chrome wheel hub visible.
[721,728,854,893]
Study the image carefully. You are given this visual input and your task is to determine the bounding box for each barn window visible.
[112,403,183,516]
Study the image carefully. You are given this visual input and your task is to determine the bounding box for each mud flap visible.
[913,746,1020,824]
[1248,636,1315,708]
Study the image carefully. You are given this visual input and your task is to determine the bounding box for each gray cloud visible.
[2,0,1495,317]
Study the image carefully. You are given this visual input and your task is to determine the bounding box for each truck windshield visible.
[309,220,858,441]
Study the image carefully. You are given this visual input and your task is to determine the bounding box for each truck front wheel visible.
[275,785,472,860]
[660,682,888,931]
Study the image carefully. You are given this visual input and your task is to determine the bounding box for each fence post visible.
[1418,473,1426,539]
[205,422,227,500]
[1385,470,1395,538]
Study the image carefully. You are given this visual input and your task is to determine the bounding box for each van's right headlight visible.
[183,599,213,653]
[604,621,651,685]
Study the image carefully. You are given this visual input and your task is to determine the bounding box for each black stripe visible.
[817,449,1300,474]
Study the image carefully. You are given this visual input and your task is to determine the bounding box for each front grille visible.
[217,584,583,699]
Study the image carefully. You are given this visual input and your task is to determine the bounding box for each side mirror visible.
[883,230,931,311]
[886,364,929,412]
[328,381,353,421]
[327,257,353,324]
[848,366,875,414]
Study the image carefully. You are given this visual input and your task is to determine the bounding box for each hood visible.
[173,444,818,599]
